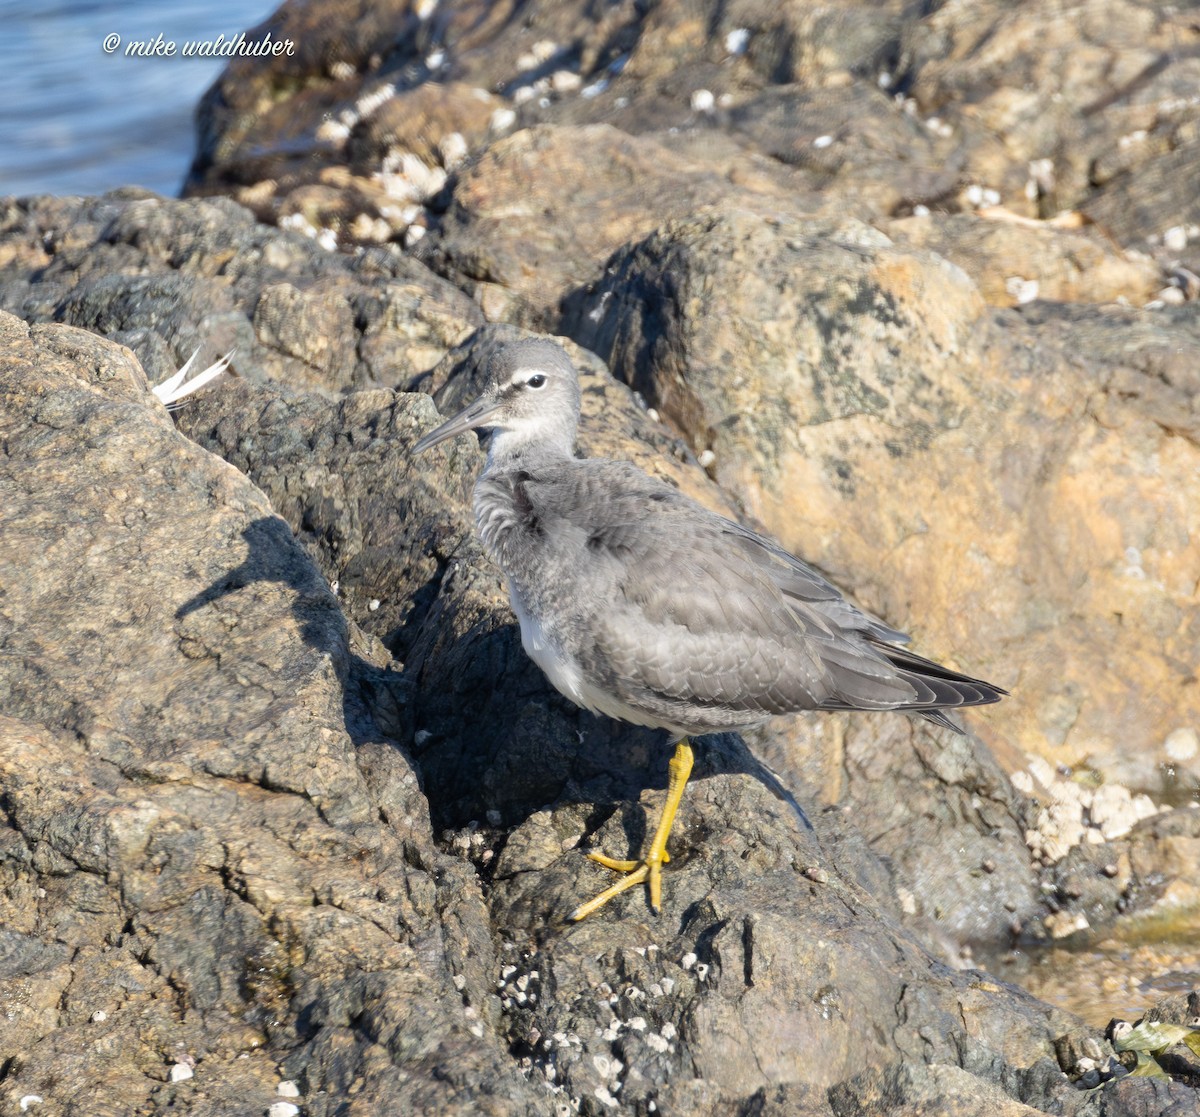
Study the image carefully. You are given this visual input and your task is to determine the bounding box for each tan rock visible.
[885,212,1162,307]
[423,123,746,326]
[564,203,1200,789]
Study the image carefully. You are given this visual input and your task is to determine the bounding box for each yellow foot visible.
[568,738,695,922]
[568,848,671,921]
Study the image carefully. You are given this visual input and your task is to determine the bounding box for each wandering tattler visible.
[414,337,1005,920]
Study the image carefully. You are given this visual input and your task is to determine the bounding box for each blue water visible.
[0,0,278,198]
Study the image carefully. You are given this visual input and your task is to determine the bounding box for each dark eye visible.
[527,374,547,389]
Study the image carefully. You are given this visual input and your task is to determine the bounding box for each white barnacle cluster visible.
[312,68,491,248]
[280,211,340,252]
[1013,755,1163,865]
[499,940,691,1111]
[510,40,585,110]
[316,81,399,147]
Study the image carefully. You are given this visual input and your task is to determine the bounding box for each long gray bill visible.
[413,395,503,454]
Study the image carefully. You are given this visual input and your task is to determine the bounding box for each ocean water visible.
[0,0,278,198]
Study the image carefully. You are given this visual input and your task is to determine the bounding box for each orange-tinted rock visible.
[564,204,1200,791]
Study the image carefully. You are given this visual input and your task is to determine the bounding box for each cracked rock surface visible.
[3,0,1200,1109]
[0,286,1194,1113]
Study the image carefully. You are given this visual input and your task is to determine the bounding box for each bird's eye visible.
[527,374,547,389]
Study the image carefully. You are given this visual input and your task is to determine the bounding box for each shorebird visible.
[414,337,1005,920]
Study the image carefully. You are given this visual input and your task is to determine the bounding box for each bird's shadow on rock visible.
[175,516,414,757]
[177,517,816,937]
[399,597,824,938]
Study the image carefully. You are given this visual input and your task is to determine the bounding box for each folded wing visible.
[528,460,1004,730]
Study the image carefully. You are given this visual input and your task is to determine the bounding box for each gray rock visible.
[0,192,482,393]
[172,325,1082,1112]
[0,281,1192,1112]
[727,83,961,211]
[0,311,547,1116]
[2,0,1199,1106]
[830,1059,1060,1116]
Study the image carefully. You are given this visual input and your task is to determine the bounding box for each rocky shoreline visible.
[2,1,1199,1114]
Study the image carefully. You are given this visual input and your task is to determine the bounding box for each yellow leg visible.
[569,739,694,921]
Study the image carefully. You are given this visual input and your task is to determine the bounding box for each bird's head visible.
[413,337,582,458]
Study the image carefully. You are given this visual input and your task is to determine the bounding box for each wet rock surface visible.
[2,0,1200,1113]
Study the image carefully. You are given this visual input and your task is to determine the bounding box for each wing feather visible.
[520,459,1003,730]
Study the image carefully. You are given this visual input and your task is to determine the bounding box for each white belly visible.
[508,580,587,705]
[507,580,686,731]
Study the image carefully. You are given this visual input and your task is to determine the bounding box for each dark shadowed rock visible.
[748,710,1041,949]
[829,1059,1061,1116]
[0,192,482,393]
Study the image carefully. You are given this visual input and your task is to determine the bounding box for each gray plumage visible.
[414,338,1004,739]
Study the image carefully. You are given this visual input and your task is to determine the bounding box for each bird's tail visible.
[878,642,1007,734]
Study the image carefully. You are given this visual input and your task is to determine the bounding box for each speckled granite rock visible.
[0,305,1070,1117]
[0,190,482,392]
[0,311,545,1116]
[1,0,1199,1105]
[1,295,1194,1113]
[182,0,1193,287]
[163,0,1200,796]
[561,203,1200,797]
